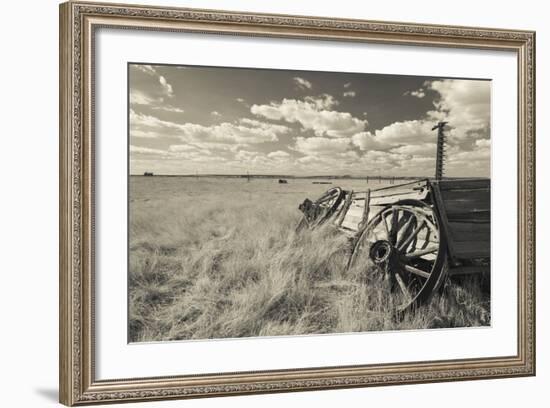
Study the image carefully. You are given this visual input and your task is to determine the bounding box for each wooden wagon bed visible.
[325,178,490,265]
[298,177,490,311]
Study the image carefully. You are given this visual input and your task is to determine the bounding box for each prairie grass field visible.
[129,176,490,343]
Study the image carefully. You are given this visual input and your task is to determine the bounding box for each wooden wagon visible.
[297,178,490,311]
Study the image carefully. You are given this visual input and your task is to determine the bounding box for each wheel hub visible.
[369,240,395,265]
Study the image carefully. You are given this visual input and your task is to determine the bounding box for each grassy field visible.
[129,176,490,343]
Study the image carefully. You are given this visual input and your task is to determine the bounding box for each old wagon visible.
[297,178,490,311]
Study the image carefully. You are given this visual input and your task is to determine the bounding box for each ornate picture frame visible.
[59,1,535,405]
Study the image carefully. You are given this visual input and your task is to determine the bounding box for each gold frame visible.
[59,1,536,405]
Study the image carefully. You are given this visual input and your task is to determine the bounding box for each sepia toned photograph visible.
[128,63,491,343]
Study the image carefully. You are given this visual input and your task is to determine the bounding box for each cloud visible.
[304,94,339,110]
[158,75,173,97]
[343,91,356,98]
[344,82,352,88]
[372,120,436,147]
[236,98,245,103]
[267,150,291,159]
[426,79,490,143]
[351,132,387,151]
[130,109,290,144]
[134,65,156,76]
[293,136,351,155]
[211,111,221,117]
[151,105,184,113]
[131,64,178,108]
[346,79,491,177]
[178,121,289,144]
[130,89,158,106]
[293,77,312,90]
[251,94,366,138]
[404,88,426,98]
[389,143,437,157]
[130,145,168,155]
[475,138,491,148]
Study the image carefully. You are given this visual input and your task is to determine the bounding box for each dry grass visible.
[129,176,490,342]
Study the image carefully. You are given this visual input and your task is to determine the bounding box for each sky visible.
[129,63,491,177]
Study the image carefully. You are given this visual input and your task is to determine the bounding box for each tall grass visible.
[129,177,490,342]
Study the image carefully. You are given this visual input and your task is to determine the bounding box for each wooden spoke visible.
[389,208,399,244]
[398,220,425,252]
[396,215,416,250]
[394,273,412,303]
[381,214,390,238]
[403,264,431,279]
[405,245,438,258]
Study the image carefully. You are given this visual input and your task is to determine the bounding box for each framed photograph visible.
[59,1,536,405]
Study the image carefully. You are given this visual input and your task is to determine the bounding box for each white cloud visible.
[187,142,246,152]
[130,89,157,106]
[404,88,426,98]
[351,132,387,151]
[343,91,356,98]
[130,145,168,155]
[168,145,210,155]
[130,109,290,144]
[130,129,161,138]
[373,120,436,147]
[180,121,289,144]
[390,143,437,157]
[251,95,366,138]
[236,98,245,103]
[134,65,156,76]
[427,79,490,142]
[475,138,491,148]
[267,150,291,159]
[304,94,339,110]
[151,105,184,113]
[158,75,174,97]
[211,111,221,117]
[293,77,312,90]
[235,150,258,161]
[293,136,351,155]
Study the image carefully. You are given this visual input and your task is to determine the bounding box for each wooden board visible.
[436,178,490,191]
[340,202,365,231]
[431,179,491,261]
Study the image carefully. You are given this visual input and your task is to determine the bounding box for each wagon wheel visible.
[347,200,448,312]
[296,187,345,231]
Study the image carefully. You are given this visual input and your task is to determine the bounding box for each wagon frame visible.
[297,177,490,311]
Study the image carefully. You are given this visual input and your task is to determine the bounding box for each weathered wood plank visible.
[341,220,360,231]
[346,206,364,217]
[449,265,490,276]
[362,189,371,228]
[343,213,363,224]
[336,190,354,227]
[452,240,491,258]
[442,198,490,215]
[447,222,490,242]
[436,178,490,191]
[446,211,491,222]
[441,188,490,201]
[430,183,455,258]
[369,190,429,206]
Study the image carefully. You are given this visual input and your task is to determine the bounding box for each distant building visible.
[143,172,154,176]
